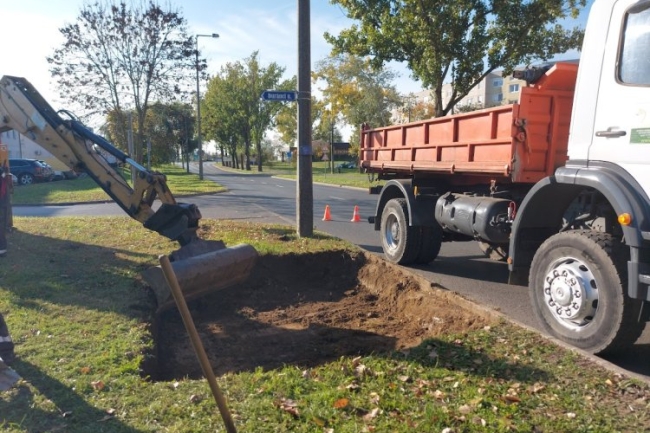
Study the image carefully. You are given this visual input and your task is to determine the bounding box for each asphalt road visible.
[12,162,650,379]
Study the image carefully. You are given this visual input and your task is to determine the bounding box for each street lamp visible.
[195,32,219,180]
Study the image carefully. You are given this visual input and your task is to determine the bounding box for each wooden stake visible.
[158,255,237,433]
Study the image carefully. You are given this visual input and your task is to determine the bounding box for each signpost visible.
[260,90,297,102]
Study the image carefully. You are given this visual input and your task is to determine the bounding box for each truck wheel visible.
[529,230,645,354]
[380,198,421,264]
[415,224,443,264]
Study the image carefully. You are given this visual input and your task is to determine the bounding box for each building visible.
[396,60,579,123]
[402,70,515,121]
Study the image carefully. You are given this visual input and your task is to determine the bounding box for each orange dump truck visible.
[363,62,578,262]
[362,63,577,185]
[361,0,650,359]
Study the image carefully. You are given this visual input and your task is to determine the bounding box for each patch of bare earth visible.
[152,251,496,380]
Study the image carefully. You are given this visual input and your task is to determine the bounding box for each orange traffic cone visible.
[322,205,332,221]
[351,205,361,222]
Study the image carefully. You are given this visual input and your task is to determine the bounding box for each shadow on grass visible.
[0,360,144,433]
[1,228,157,319]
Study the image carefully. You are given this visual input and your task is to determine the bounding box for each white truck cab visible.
[510,0,650,354]
[571,0,650,197]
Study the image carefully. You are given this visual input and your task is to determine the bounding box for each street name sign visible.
[260,90,297,102]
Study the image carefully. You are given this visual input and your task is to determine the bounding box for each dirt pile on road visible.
[153,250,496,380]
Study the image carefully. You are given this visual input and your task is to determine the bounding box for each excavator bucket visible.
[141,240,258,313]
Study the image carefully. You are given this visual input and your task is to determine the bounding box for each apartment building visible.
[397,61,579,123]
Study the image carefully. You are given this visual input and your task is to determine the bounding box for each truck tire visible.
[381,198,421,264]
[415,224,443,264]
[528,230,645,354]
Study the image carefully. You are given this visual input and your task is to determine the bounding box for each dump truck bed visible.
[360,63,578,184]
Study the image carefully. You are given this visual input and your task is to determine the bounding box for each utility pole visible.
[296,0,313,237]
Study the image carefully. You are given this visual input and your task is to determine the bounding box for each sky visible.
[1,0,593,144]
[0,0,426,109]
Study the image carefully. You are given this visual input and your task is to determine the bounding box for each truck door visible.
[590,0,650,198]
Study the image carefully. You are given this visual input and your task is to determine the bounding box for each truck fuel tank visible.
[435,193,512,244]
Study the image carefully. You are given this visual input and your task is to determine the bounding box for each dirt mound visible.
[152,251,496,380]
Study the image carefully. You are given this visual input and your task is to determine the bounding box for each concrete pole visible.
[296,0,313,237]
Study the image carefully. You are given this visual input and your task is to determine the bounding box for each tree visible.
[326,0,585,117]
[48,0,199,163]
[399,94,435,123]
[202,52,286,171]
[314,54,401,135]
[275,85,324,149]
[144,102,196,166]
[246,53,288,171]
[202,62,246,169]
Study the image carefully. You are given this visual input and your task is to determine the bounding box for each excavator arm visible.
[0,75,258,312]
[0,75,200,246]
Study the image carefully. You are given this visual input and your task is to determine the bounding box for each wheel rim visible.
[383,213,401,254]
[542,256,599,330]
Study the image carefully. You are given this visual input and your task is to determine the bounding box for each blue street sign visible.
[260,90,297,102]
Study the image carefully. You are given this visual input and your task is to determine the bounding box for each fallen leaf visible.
[433,390,446,400]
[398,375,411,383]
[458,404,472,414]
[504,395,521,403]
[333,398,349,409]
[80,367,91,375]
[529,383,545,394]
[91,380,105,391]
[355,364,369,377]
[275,398,300,418]
[189,394,202,403]
[363,408,380,421]
[346,382,360,391]
[105,408,116,415]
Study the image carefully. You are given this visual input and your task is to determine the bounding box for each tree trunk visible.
[244,140,251,171]
[255,140,263,172]
[434,85,444,118]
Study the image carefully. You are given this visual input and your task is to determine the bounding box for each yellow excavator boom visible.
[0,75,258,311]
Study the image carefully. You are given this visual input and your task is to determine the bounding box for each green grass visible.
[1,217,649,432]
[10,165,224,205]
[216,160,383,189]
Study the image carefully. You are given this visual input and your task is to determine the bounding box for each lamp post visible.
[195,33,219,180]
[330,115,334,174]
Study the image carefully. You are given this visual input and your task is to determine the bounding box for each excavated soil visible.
[152,251,496,380]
